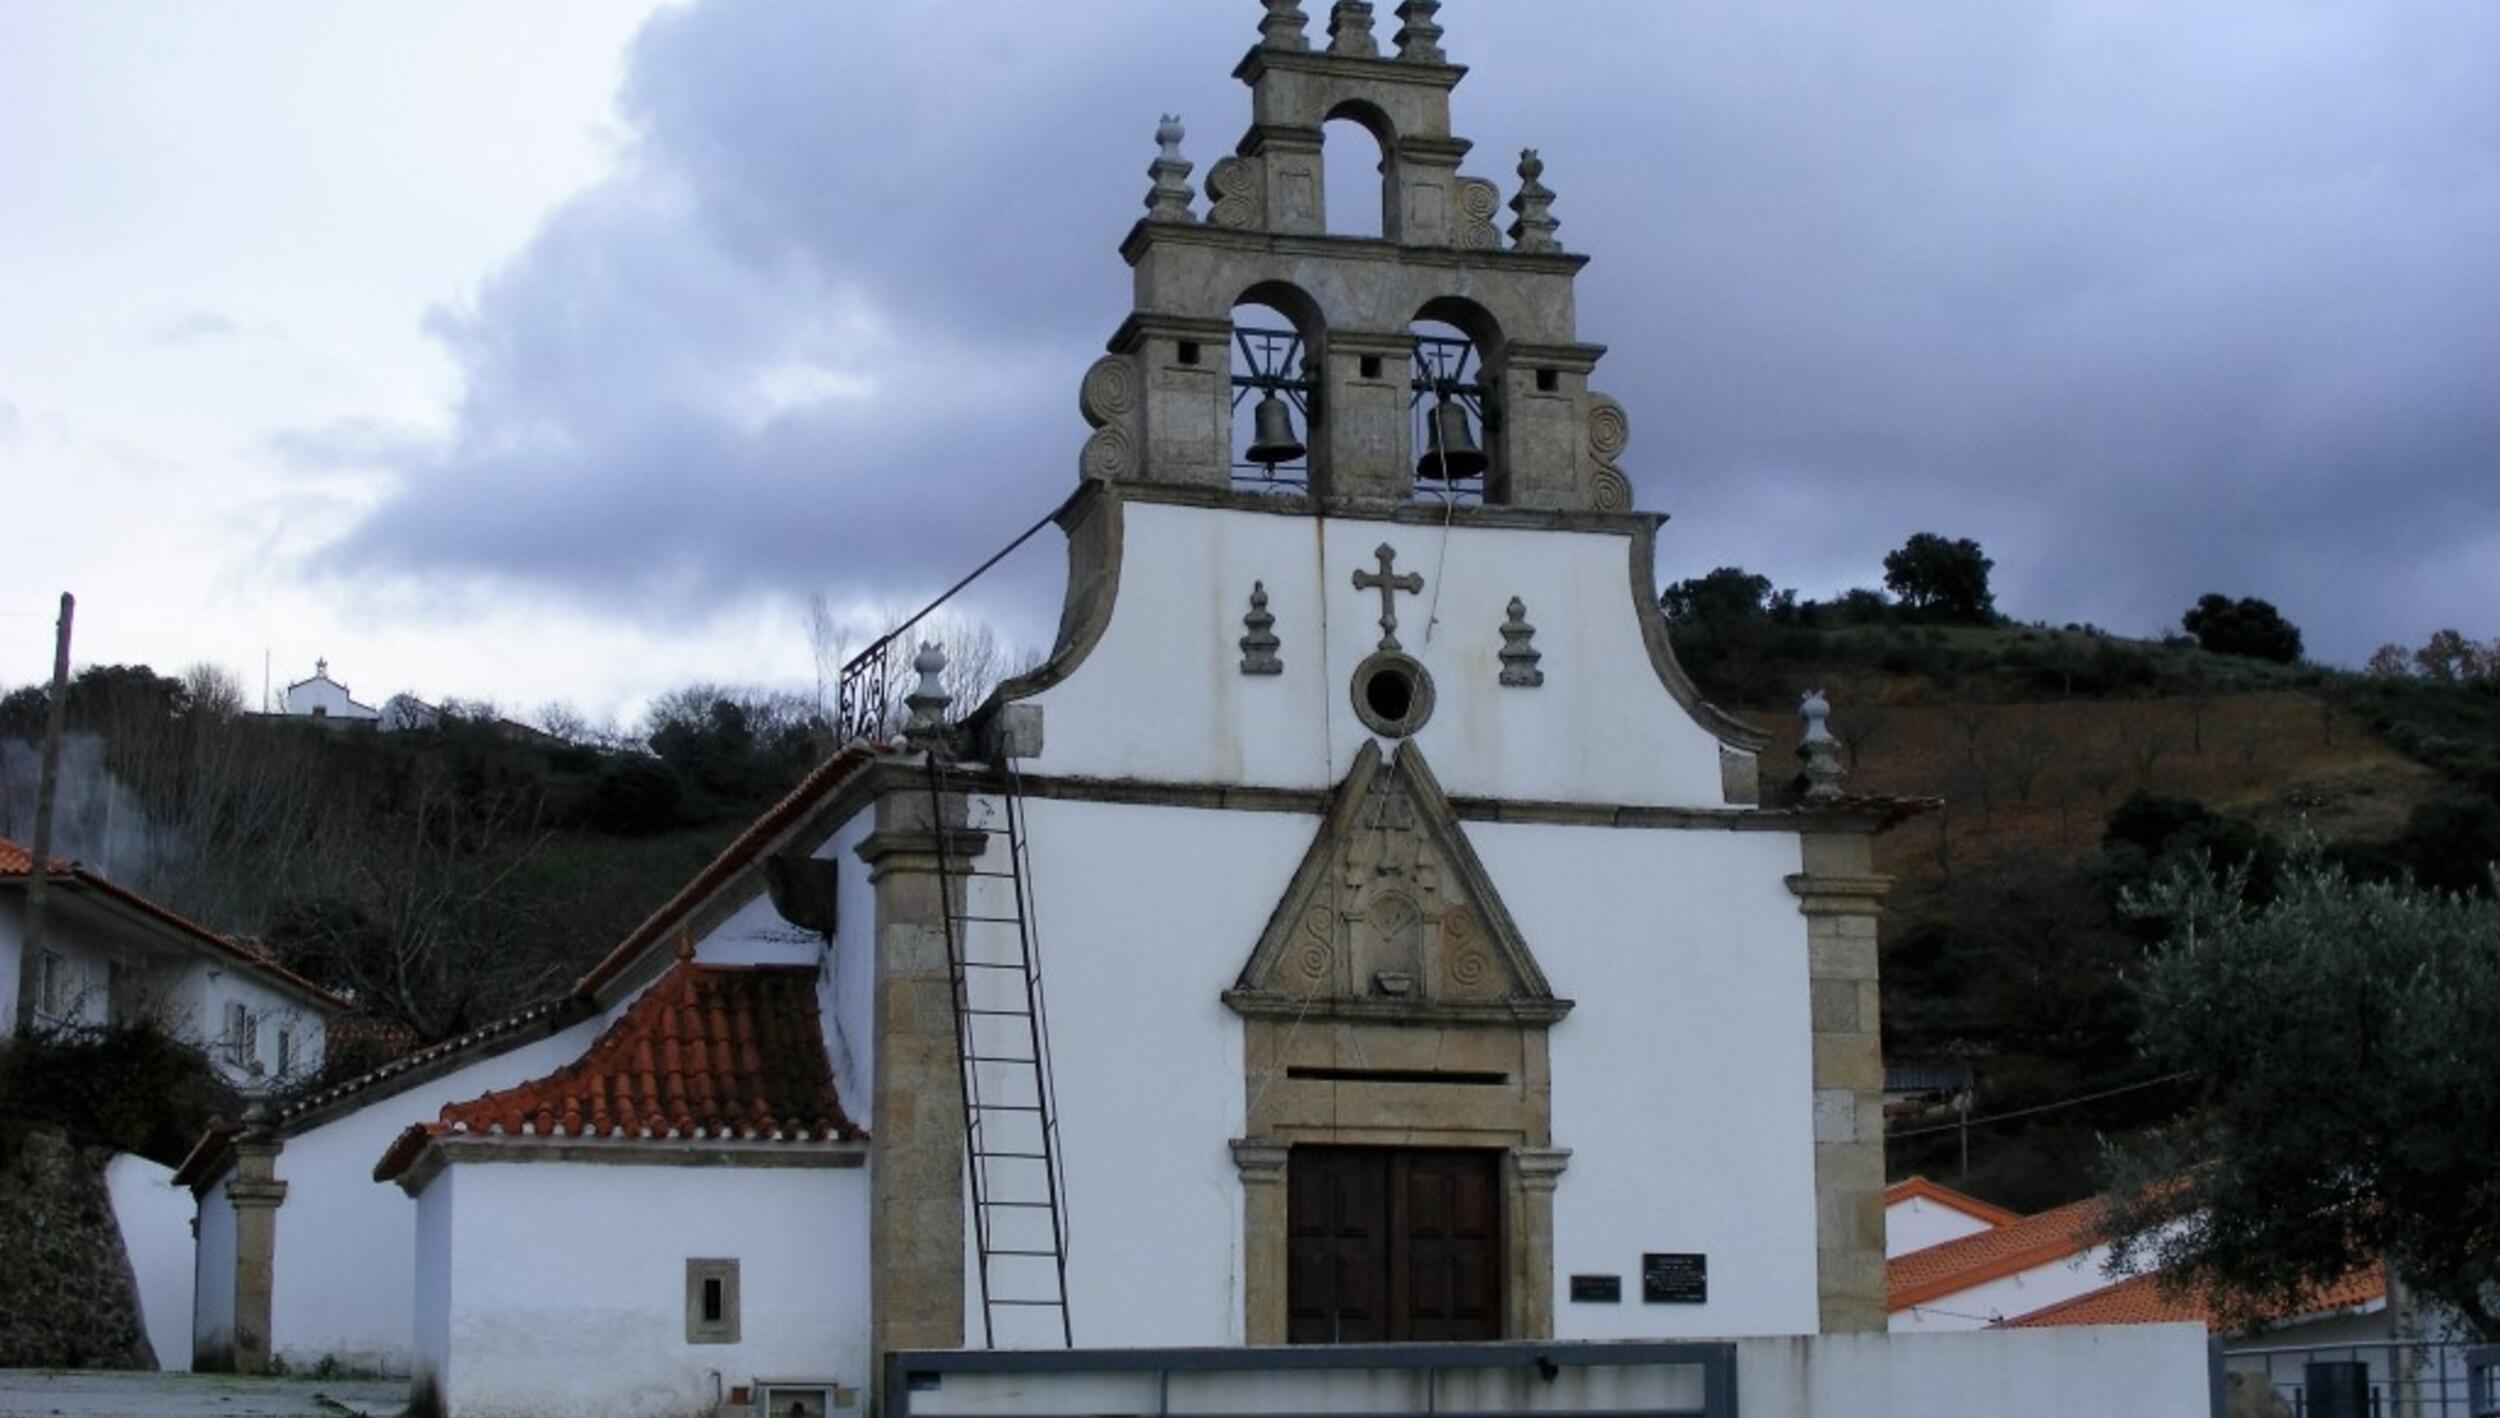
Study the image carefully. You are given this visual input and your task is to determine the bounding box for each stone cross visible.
[1353,543,1424,653]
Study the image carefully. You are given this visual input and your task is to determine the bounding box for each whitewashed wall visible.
[236,1016,604,1374]
[420,1161,870,1418]
[1484,822,1819,1339]
[1886,1194,2002,1259]
[895,1327,2214,1418]
[1021,502,1742,807]
[106,1151,195,1372]
[957,791,1821,1349]
[159,961,329,1090]
[193,1174,236,1366]
[413,1173,453,1403]
[1889,1244,2118,1332]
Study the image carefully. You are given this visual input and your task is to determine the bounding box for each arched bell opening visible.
[1410,299,1506,505]
[1321,102,1397,240]
[1231,283,1327,495]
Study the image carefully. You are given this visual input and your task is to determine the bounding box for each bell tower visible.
[1077,1,1634,513]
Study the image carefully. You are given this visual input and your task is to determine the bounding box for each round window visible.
[1351,652,1435,738]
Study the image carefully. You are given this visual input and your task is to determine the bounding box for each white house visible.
[279,659,380,725]
[2,837,342,1089]
[1884,1176,2020,1259]
[179,7,2223,1416]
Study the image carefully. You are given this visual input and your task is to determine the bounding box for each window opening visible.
[686,1258,741,1344]
[1321,118,1389,239]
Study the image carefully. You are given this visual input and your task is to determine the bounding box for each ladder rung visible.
[989,1299,1069,1307]
[972,1151,1053,1160]
[966,1054,1038,1065]
[986,1200,1057,1209]
[960,1008,1034,1017]
[983,1248,1063,1258]
[953,914,1027,925]
[957,961,1027,970]
[973,1103,1045,1113]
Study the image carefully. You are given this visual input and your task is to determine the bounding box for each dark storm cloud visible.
[318,0,2500,661]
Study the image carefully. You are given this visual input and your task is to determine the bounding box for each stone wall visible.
[0,1126,155,1369]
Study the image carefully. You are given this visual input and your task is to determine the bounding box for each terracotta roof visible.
[1888,1195,2107,1311]
[2006,1265,2387,1331]
[277,995,587,1128]
[170,1118,242,1192]
[574,744,878,999]
[0,836,349,1012]
[1885,1176,2025,1229]
[373,961,862,1183]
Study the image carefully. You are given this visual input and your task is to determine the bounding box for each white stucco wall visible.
[1021,502,1742,808]
[1487,821,1821,1339]
[896,1327,2215,1418]
[158,961,329,1090]
[106,1152,195,1372]
[283,675,378,720]
[1886,1194,2002,1258]
[420,1160,870,1418]
[193,1174,236,1366]
[958,789,1821,1349]
[1889,1244,2119,1332]
[413,1172,453,1401]
[237,1016,604,1374]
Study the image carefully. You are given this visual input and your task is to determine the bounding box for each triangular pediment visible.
[1226,741,1570,1026]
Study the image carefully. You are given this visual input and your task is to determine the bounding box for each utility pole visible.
[14,592,73,1037]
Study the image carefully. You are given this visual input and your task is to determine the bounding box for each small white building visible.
[280,659,381,725]
[2,837,342,1089]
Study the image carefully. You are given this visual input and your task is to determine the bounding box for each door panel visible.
[1286,1148,1501,1343]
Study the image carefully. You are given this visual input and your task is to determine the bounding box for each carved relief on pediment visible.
[1228,740,1569,1025]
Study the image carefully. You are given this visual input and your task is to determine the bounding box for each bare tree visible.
[808,595,1035,742]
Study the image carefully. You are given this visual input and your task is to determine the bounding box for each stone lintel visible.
[1786,873,1897,912]
[1233,45,1466,91]
[1327,327,1425,357]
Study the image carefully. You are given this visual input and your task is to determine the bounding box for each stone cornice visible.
[1121,218,1590,277]
[856,825,992,882]
[1786,873,1898,912]
[1223,988,1573,1027]
[1233,46,1466,91]
[1103,478,1665,536]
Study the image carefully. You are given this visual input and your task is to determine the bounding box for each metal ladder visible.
[926,752,1072,1348]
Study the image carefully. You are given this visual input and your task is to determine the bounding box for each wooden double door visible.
[1286,1147,1503,1344]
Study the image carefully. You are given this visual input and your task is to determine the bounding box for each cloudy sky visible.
[7,1,2496,727]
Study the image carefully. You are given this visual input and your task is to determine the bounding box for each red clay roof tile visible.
[1885,1176,2026,1229]
[1888,1195,2106,1311]
[2005,1265,2386,1330]
[373,961,861,1182]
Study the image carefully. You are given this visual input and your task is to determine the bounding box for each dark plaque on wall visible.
[1642,1253,1708,1304]
[1569,1274,1622,1304]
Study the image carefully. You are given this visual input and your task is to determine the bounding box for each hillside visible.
[1693,618,2497,1212]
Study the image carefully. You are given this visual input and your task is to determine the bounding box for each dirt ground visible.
[0,1371,403,1418]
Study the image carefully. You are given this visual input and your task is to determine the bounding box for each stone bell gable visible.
[1225,738,1568,1027]
[1078,0,1628,511]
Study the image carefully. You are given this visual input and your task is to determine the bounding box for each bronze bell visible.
[1247,393,1307,467]
[1416,398,1489,482]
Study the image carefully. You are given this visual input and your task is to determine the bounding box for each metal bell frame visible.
[1412,331,1494,494]
[1232,325,1318,485]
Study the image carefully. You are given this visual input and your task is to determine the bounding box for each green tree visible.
[1660,567,1775,646]
[2181,594,2304,664]
[1882,533,1997,624]
[2101,855,2500,1338]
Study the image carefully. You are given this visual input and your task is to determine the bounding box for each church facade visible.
[179,8,2015,1417]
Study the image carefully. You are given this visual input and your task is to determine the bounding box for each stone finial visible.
[1328,1,1380,57]
[1499,597,1545,688]
[1241,582,1284,675]
[1509,149,1561,252]
[904,641,951,747]
[674,928,697,964]
[240,1101,274,1141]
[1393,1,1445,63]
[1260,0,1312,50]
[1146,115,1196,224]
[1799,688,1847,801]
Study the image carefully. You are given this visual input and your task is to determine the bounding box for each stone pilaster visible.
[1230,1139,1292,1344]
[227,1106,287,1375]
[1505,1147,1570,1339]
[1787,831,1892,1334]
[859,786,986,1376]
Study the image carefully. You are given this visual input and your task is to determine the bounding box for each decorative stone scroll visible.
[1509,149,1561,252]
[1079,355,1137,428]
[1587,392,1632,510]
[1146,116,1196,224]
[1394,0,1445,64]
[1499,597,1545,687]
[1453,177,1502,250]
[1240,582,1283,675]
[1328,1,1380,58]
[1226,740,1568,1025]
[1206,155,1266,231]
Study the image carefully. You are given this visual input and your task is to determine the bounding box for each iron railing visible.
[834,507,1061,746]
